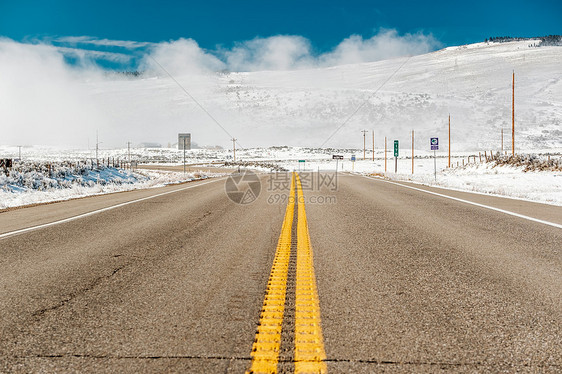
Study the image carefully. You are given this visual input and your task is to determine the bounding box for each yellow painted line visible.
[247,173,295,374]
[295,174,328,374]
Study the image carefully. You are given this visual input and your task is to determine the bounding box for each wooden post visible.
[479,152,482,162]
[371,130,375,161]
[362,130,367,160]
[512,71,515,155]
[384,136,386,173]
[411,130,414,174]
[448,114,451,168]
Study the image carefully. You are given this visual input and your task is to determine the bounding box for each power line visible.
[361,130,368,160]
[147,56,242,149]
[319,55,412,148]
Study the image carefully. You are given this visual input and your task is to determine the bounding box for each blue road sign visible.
[351,155,356,162]
[430,137,439,150]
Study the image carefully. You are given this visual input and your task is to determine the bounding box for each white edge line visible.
[346,171,562,207]
[0,178,224,240]
[360,175,562,229]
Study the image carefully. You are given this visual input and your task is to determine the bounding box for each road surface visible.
[0,172,560,373]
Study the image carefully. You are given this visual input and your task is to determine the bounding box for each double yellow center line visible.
[248,173,327,374]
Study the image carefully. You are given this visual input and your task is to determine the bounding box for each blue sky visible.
[1,0,560,70]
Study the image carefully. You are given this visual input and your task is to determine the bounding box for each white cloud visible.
[56,46,133,64]
[224,35,313,71]
[0,38,108,146]
[52,30,441,73]
[141,38,225,76]
[219,29,440,71]
[56,36,152,49]
[320,29,441,66]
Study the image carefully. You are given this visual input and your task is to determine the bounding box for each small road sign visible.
[298,160,305,163]
[351,155,356,162]
[431,137,439,150]
[394,141,399,157]
[430,138,438,181]
[332,155,344,160]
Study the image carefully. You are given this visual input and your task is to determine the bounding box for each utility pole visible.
[127,142,131,168]
[183,138,186,175]
[384,136,386,173]
[96,131,100,168]
[231,138,237,162]
[372,130,375,161]
[18,146,22,160]
[512,71,515,155]
[361,130,368,160]
[447,115,451,168]
[411,130,414,174]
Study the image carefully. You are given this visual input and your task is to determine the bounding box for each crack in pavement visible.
[5,354,561,369]
[322,358,562,369]
[31,265,126,319]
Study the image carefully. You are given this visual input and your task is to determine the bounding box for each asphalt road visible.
[0,172,560,373]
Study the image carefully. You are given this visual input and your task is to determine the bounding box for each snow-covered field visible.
[1,145,560,208]
[0,155,225,209]
[257,148,562,206]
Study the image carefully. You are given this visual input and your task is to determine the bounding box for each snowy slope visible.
[81,40,561,151]
[1,40,560,152]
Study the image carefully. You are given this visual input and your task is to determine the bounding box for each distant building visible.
[178,133,191,150]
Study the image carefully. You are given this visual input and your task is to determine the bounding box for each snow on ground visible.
[216,40,562,150]
[258,149,562,206]
[337,158,561,206]
[1,145,560,208]
[0,156,225,209]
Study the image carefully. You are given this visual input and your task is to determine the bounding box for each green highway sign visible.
[394,140,399,157]
[298,160,305,163]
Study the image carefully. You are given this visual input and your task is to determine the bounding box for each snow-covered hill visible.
[2,40,561,151]
[83,40,561,151]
